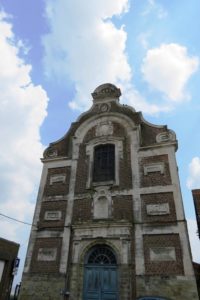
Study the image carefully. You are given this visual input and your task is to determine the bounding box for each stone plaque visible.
[94,196,109,219]
[146,203,170,215]
[50,174,66,185]
[150,247,176,261]
[95,121,113,136]
[37,248,57,261]
[45,195,66,201]
[144,163,164,175]
[44,211,62,220]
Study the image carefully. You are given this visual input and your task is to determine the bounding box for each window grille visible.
[93,144,115,182]
[87,246,117,265]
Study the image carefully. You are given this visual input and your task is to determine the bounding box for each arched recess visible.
[83,244,118,300]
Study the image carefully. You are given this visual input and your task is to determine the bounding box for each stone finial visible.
[92,83,121,102]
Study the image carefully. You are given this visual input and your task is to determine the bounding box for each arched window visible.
[87,245,117,265]
[93,144,115,182]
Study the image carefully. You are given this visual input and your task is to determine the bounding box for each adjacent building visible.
[0,238,19,300]
[192,189,200,239]
[19,83,198,300]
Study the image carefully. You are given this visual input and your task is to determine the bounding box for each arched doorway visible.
[83,245,118,300]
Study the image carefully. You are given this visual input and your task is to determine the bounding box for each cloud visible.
[141,0,168,19]
[120,83,171,114]
[43,0,130,109]
[0,11,49,239]
[137,31,151,49]
[43,0,170,115]
[187,157,200,189]
[187,219,200,263]
[141,43,199,101]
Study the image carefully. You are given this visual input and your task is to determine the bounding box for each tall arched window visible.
[93,144,115,182]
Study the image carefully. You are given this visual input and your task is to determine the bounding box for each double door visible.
[83,265,118,300]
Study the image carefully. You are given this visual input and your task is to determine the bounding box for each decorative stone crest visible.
[99,103,111,113]
[156,130,176,143]
[92,83,121,101]
[95,121,113,137]
[43,147,58,158]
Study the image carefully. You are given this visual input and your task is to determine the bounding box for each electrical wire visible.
[0,212,36,227]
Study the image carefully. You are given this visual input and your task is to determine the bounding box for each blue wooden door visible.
[83,266,118,300]
[83,245,118,300]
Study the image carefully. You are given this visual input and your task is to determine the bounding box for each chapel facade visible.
[19,83,198,300]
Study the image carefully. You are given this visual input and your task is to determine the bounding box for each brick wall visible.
[37,201,67,230]
[43,167,71,196]
[30,238,62,273]
[19,273,65,300]
[72,198,93,222]
[112,195,133,221]
[119,139,132,190]
[143,234,184,275]
[75,144,88,194]
[141,192,176,223]
[140,155,172,187]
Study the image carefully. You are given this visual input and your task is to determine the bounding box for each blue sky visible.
[0,0,200,288]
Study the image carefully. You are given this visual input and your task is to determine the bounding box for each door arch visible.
[83,245,118,300]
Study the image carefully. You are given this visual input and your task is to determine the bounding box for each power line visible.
[0,213,36,227]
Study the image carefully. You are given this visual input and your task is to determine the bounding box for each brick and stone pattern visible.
[119,139,132,190]
[140,123,167,147]
[30,238,62,273]
[75,123,132,194]
[75,144,88,194]
[136,276,199,300]
[112,195,133,221]
[19,274,65,300]
[44,167,71,196]
[141,192,176,223]
[140,154,172,187]
[37,201,67,230]
[72,198,93,222]
[143,234,184,275]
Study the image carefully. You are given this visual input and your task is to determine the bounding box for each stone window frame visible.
[86,136,123,188]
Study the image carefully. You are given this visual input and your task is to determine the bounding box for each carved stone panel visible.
[95,121,113,136]
[146,203,170,216]
[44,211,62,221]
[50,174,66,185]
[93,187,111,219]
[149,247,176,262]
[37,248,57,261]
[44,195,66,201]
[93,196,109,219]
[144,163,165,175]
